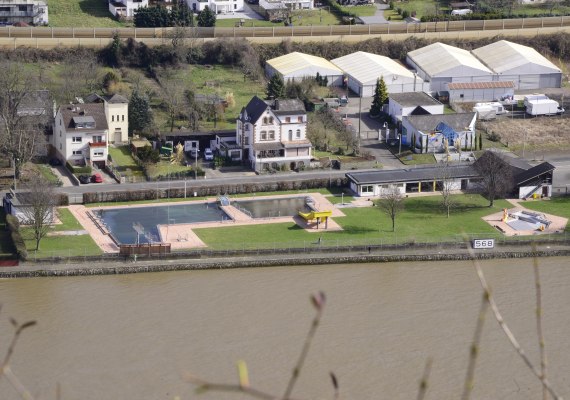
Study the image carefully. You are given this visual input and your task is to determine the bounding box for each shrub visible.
[389,1,394,10]
[66,162,92,175]
[6,214,27,260]
[487,131,501,142]
[401,10,409,19]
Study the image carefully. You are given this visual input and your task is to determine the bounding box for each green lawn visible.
[193,194,512,249]
[164,65,266,131]
[396,150,436,165]
[339,4,377,17]
[108,146,145,178]
[22,207,102,257]
[49,0,127,27]
[34,164,62,186]
[385,0,441,19]
[520,198,570,229]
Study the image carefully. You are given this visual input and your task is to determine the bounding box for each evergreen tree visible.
[419,135,424,153]
[322,76,328,86]
[129,91,153,135]
[266,74,285,99]
[370,76,388,116]
[134,6,171,27]
[315,72,322,86]
[197,6,216,27]
[478,133,483,150]
[410,133,416,151]
[171,0,194,26]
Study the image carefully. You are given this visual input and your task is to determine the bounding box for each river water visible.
[1,257,569,400]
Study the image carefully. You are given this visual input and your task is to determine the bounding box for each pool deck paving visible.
[67,193,346,253]
[482,198,567,237]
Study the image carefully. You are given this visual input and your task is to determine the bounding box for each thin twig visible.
[330,372,339,400]
[416,358,433,400]
[282,292,325,400]
[461,291,489,400]
[468,245,563,400]
[533,251,548,400]
[0,320,36,379]
[3,366,35,400]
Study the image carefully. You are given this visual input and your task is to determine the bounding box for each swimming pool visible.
[233,196,313,219]
[96,203,228,244]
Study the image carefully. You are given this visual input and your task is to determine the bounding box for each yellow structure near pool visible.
[298,210,333,229]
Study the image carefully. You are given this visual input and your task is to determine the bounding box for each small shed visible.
[265,52,344,86]
[331,51,429,97]
[446,81,515,102]
[406,42,494,93]
[472,40,562,90]
[388,92,444,124]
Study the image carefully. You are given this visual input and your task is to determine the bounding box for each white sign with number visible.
[473,239,495,249]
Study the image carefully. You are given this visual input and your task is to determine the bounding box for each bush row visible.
[420,12,570,22]
[6,214,27,260]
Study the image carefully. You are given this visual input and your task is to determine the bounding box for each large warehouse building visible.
[406,42,494,92]
[265,52,344,86]
[471,40,562,90]
[331,51,429,97]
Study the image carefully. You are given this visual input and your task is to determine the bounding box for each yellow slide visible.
[298,210,333,222]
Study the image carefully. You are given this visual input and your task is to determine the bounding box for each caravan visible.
[472,102,508,120]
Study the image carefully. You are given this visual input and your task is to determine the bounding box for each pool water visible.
[97,203,227,244]
[233,197,313,219]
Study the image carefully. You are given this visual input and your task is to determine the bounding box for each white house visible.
[85,93,129,143]
[108,0,148,19]
[186,0,244,13]
[51,103,109,168]
[388,92,444,124]
[0,0,48,25]
[236,96,311,172]
[401,112,477,153]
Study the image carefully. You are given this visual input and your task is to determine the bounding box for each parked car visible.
[190,149,199,159]
[78,175,90,184]
[204,148,214,161]
[91,173,103,183]
[49,158,62,167]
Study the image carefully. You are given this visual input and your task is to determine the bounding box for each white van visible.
[451,9,472,15]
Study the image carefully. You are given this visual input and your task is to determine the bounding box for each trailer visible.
[473,102,508,121]
[525,98,564,116]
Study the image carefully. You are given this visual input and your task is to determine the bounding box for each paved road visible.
[359,2,389,25]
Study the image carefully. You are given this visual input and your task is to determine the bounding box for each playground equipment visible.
[298,210,333,229]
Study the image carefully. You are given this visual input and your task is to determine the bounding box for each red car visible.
[91,173,103,183]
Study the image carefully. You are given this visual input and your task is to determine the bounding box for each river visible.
[1,257,569,400]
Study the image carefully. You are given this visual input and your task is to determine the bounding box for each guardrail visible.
[0,16,569,40]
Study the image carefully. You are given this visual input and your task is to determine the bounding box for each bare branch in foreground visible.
[468,245,563,400]
[416,358,433,400]
[461,291,489,400]
[3,366,35,400]
[533,251,549,400]
[1,319,37,374]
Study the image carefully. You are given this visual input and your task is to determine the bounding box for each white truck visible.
[524,95,564,116]
[472,102,508,121]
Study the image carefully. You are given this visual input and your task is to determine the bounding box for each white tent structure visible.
[331,51,429,97]
[406,42,494,92]
[472,40,562,90]
[265,52,344,86]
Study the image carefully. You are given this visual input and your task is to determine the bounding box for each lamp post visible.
[13,157,18,192]
[398,133,402,156]
[195,148,198,180]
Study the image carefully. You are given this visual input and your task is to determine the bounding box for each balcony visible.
[89,141,107,148]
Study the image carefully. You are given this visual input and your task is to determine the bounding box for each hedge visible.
[66,161,92,175]
[6,214,27,260]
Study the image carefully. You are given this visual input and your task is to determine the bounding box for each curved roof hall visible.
[266,52,343,76]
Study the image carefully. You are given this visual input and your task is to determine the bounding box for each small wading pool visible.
[233,196,313,219]
[96,203,228,244]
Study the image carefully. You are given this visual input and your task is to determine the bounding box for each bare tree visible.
[158,70,189,132]
[437,162,457,218]
[377,185,404,232]
[20,176,57,251]
[473,150,514,207]
[0,62,50,182]
[54,53,102,104]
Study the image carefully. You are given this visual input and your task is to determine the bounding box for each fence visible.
[0,16,569,42]
[25,231,570,263]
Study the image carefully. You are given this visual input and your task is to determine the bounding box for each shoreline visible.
[2,247,569,278]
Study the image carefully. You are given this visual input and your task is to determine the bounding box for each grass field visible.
[339,4,376,17]
[109,146,145,178]
[49,0,127,27]
[193,194,512,249]
[22,207,102,257]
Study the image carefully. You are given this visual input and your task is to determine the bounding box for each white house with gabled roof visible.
[236,96,311,173]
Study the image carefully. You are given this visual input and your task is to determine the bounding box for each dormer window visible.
[285,117,291,123]
[72,116,95,129]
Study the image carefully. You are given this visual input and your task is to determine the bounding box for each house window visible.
[298,116,303,122]
[361,185,374,194]
[296,129,301,139]
[285,117,291,123]
[72,150,82,156]
[93,150,104,157]
[263,117,268,124]
[122,115,125,122]
[93,135,103,143]
[269,117,274,124]
[234,3,237,8]
[18,5,27,11]
[269,130,275,140]
[112,115,114,122]
[260,131,268,141]
[59,143,62,150]
[72,136,82,143]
